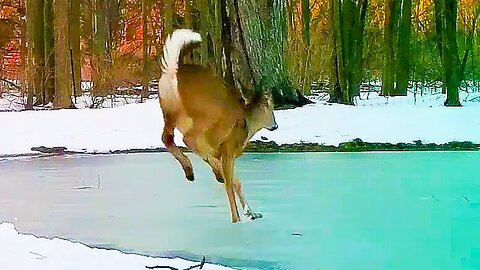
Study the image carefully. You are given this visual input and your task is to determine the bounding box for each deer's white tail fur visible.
[158,29,202,105]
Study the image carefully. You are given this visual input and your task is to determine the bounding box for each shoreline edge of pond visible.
[1,139,479,160]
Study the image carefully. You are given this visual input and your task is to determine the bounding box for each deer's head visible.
[245,87,278,137]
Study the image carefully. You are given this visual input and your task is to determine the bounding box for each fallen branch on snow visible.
[146,256,206,270]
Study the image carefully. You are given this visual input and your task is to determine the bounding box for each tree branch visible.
[145,256,206,270]
[460,8,480,77]
[0,78,20,90]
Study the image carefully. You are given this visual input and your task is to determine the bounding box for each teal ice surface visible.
[1,152,479,270]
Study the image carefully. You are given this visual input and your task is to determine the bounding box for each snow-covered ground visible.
[0,222,231,270]
[253,90,480,145]
[0,90,480,156]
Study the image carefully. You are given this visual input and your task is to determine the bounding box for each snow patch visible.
[0,222,231,270]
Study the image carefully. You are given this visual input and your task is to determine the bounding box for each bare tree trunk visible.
[302,0,310,46]
[53,0,75,108]
[174,0,308,107]
[329,0,344,103]
[382,0,411,96]
[27,0,45,107]
[184,0,193,28]
[329,0,368,105]
[434,0,446,94]
[141,0,151,101]
[396,0,412,95]
[352,0,368,97]
[300,0,311,94]
[92,0,110,96]
[70,0,81,97]
[434,0,461,106]
[329,0,343,103]
[228,0,311,108]
[195,0,213,65]
[213,0,223,74]
[189,0,222,79]
[187,0,310,107]
[163,0,173,36]
[19,0,27,107]
[219,0,236,88]
[382,0,398,96]
[443,0,461,106]
[82,0,94,90]
[44,0,55,104]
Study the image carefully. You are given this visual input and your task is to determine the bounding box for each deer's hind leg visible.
[162,118,195,181]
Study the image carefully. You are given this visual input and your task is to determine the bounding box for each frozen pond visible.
[1,152,479,270]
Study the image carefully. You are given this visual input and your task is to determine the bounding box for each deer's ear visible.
[249,86,262,105]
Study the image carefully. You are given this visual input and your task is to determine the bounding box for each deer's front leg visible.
[209,154,262,221]
[221,155,241,223]
[233,178,262,220]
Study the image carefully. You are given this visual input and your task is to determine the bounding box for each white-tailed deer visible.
[157,29,278,223]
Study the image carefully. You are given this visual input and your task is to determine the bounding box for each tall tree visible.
[382,0,412,96]
[163,0,174,37]
[433,0,446,94]
[26,0,45,109]
[302,0,310,46]
[195,0,216,66]
[434,0,463,106]
[92,0,110,96]
[81,0,94,88]
[300,0,311,94]
[19,0,28,106]
[0,19,13,50]
[43,0,55,104]
[219,0,311,108]
[219,0,235,89]
[141,0,151,101]
[184,0,193,29]
[382,0,400,96]
[396,0,413,95]
[54,0,75,108]
[329,0,368,105]
[70,0,81,98]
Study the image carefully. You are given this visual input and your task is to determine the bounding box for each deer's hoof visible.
[245,209,263,220]
[186,174,195,181]
[250,212,263,220]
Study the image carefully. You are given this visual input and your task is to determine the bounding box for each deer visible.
[157,29,278,223]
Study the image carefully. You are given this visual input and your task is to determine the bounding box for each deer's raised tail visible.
[158,29,202,104]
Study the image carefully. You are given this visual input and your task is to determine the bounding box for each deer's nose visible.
[267,124,278,131]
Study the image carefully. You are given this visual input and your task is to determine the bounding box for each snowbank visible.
[0,222,231,270]
[252,96,480,146]
[0,91,479,156]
